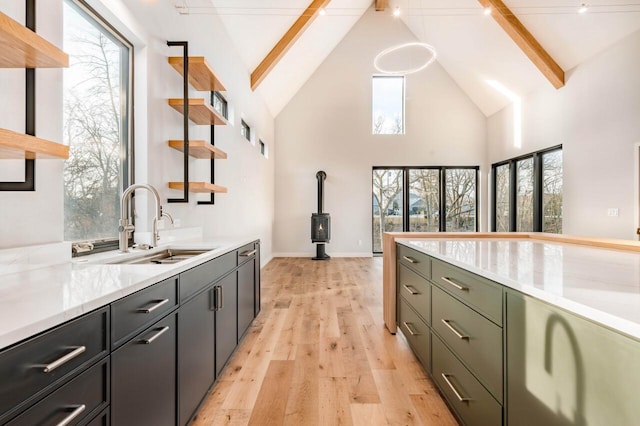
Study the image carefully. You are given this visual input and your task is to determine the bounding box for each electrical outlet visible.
[174,219,181,227]
[358,240,362,246]
[156,219,165,230]
[607,208,619,217]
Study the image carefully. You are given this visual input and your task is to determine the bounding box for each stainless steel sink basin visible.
[107,249,210,265]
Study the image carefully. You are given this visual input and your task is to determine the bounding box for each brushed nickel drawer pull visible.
[402,321,420,336]
[137,298,169,313]
[402,255,418,264]
[43,346,86,373]
[56,404,86,426]
[402,284,419,295]
[441,277,468,291]
[141,326,170,344]
[441,373,471,402]
[441,319,470,340]
[240,249,257,257]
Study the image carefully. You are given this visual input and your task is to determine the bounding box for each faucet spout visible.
[119,183,162,253]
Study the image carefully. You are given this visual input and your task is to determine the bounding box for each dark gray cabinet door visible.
[178,286,215,426]
[215,273,237,377]
[237,258,255,340]
[254,243,261,316]
[111,313,176,426]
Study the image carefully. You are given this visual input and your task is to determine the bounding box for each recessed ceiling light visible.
[578,3,588,13]
[393,7,401,17]
[319,7,326,16]
[483,7,492,16]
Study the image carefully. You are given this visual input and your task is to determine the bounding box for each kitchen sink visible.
[106,249,211,265]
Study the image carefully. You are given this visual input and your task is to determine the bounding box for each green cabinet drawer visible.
[397,244,431,279]
[432,333,502,426]
[398,264,431,325]
[432,286,503,402]
[398,297,431,372]
[432,259,503,325]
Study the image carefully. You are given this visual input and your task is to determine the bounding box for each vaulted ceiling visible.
[174,0,640,117]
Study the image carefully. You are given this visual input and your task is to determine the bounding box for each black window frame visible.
[64,0,134,256]
[491,145,562,232]
[241,119,251,142]
[372,166,479,254]
[211,91,228,119]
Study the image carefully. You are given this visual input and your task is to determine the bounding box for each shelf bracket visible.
[0,0,37,192]
[197,91,217,205]
[167,40,190,203]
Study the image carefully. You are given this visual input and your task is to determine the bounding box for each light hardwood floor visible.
[192,257,458,425]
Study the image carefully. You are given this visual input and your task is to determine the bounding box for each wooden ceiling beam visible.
[375,0,388,11]
[477,0,565,89]
[250,0,331,91]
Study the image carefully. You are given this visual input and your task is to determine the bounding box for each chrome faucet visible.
[119,183,162,253]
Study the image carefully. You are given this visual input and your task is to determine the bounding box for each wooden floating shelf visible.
[168,182,228,194]
[168,56,226,92]
[168,98,228,126]
[0,12,69,68]
[0,128,69,159]
[168,140,227,159]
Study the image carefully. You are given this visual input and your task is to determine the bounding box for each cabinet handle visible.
[219,286,224,310]
[441,373,471,402]
[441,319,470,340]
[402,255,418,264]
[55,404,86,426]
[141,326,170,344]
[136,298,169,313]
[240,249,257,257]
[43,346,86,373]
[441,277,468,291]
[402,284,419,295]
[402,321,420,336]
[209,288,216,311]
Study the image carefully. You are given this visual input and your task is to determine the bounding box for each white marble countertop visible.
[397,238,640,341]
[0,237,256,350]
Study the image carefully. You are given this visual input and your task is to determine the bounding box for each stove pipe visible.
[317,170,326,214]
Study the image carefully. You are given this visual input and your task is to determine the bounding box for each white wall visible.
[0,1,276,264]
[487,29,640,240]
[273,8,487,257]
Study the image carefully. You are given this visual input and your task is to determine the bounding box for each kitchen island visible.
[384,232,640,426]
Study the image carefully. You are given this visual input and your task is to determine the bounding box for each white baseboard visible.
[273,252,373,258]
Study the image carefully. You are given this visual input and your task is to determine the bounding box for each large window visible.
[491,146,562,233]
[372,167,478,253]
[372,76,404,135]
[63,0,132,245]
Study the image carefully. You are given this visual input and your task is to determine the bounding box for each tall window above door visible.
[62,0,132,245]
[372,76,404,135]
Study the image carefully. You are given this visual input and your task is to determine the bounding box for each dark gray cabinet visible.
[214,272,238,376]
[177,286,216,426]
[0,307,109,425]
[237,253,256,340]
[111,313,176,426]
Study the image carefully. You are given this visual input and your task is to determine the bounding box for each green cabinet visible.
[506,290,640,426]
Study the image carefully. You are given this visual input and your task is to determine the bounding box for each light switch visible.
[607,208,619,217]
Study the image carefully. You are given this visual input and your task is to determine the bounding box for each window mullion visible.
[533,153,543,232]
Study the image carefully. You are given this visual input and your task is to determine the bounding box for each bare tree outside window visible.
[516,158,534,231]
[445,169,477,232]
[409,170,439,232]
[372,76,404,135]
[63,1,130,242]
[372,169,403,252]
[543,151,563,233]
[495,164,510,232]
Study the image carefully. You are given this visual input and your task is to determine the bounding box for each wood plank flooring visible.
[192,257,458,425]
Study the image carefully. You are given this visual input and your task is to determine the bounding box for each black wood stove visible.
[311,171,330,260]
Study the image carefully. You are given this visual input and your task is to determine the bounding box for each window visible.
[63,0,132,246]
[372,166,478,253]
[491,146,562,233]
[212,91,227,119]
[259,140,268,158]
[372,76,404,134]
[241,120,251,142]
